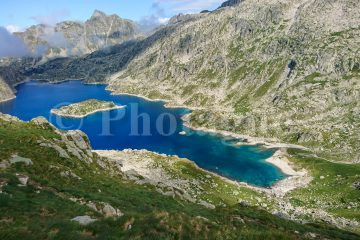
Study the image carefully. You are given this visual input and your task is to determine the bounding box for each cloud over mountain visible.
[0,27,30,57]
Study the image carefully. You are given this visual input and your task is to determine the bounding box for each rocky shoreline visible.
[102,90,312,195]
[0,96,16,103]
[181,116,312,196]
[264,149,312,197]
[1,81,312,196]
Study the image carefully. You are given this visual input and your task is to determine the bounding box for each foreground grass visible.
[0,118,359,239]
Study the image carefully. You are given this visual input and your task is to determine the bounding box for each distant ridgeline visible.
[217,0,245,9]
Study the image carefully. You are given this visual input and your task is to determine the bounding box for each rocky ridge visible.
[14,10,139,60]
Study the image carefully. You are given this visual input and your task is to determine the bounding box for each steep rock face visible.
[0,60,28,101]
[15,10,139,60]
[104,0,360,162]
[0,64,26,87]
[0,77,14,102]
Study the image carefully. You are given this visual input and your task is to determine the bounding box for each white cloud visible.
[0,27,30,57]
[158,17,170,24]
[137,3,170,34]
[5,25,22,33]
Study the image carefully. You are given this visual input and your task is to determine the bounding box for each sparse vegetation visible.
[287,149,360,227]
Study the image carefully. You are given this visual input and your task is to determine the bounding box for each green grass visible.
[197,69,217,80]
[0,118,359,239]
[254,61,285,98]
[228,66,248,87]
[234,96,250,115]
[181,85,197,97]
[304,72,323,84]
[287,149,360,224]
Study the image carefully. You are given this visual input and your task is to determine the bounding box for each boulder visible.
[9,155,33,166]
[353,181,360,190]
[0,161,9,169]
[39,143,70,159]
[198,200,215,209]
[71,216,97,225]
[102,203,124,218]
[60,170,82,180]
[16,174,29,186]
[86,202,98,211]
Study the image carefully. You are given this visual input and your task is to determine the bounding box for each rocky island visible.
[51,99,125,118]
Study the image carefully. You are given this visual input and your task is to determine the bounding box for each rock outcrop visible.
[9,155,33,166]
[32,116,94,163]
[71,216,97,225]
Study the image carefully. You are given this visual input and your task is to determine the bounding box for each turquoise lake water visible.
[0,81,286,187]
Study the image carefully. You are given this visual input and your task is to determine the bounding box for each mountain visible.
[14,10,139,60]
[5,0,360,163]
[103,0,360,163]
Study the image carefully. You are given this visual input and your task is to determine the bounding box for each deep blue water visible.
[0,81,286,187]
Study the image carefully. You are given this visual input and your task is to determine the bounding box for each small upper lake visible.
[0,81,286,187]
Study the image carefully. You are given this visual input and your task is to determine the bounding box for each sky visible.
[0,0,225,32]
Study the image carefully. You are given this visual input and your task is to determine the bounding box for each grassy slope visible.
[287,149,360,224]
[0,119,359,239]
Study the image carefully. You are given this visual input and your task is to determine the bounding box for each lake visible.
[0,80,286,187]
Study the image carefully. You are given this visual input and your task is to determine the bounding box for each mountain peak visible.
[218,0,244,9]
[91,10,107,19]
